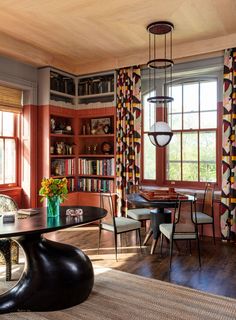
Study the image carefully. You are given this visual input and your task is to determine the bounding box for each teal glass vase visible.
[47,196,60,218]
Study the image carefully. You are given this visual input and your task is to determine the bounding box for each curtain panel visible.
[116,66,141,215]
[221,48,236,240]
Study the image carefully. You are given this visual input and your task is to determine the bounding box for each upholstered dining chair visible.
[193,183,215,244]
[0,194,19,280]
[159,199,201,270]
[126,183,151,232]
[98,192,142,261]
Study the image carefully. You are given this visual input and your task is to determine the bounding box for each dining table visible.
[127,191,194,254]
[0,205,106,314]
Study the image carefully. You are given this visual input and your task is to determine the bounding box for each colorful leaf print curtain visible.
[221,48,236,240]
[116,66,141,215]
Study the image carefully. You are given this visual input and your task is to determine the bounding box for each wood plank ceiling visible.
[0,0,235,74]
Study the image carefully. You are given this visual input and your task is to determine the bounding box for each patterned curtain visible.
[116,66,141,215]
[221,48,236,241]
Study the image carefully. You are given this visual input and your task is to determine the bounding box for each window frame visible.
[141,62,223,191]
[164,78,220,188]
[0,111,19,188]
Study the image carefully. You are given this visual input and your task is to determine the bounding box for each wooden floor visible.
[44,223,236,299]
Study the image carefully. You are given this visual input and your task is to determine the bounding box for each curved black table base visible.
[0,234,94,313]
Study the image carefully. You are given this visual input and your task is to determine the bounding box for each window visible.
[0,85,22,187]
[166,80,217,183]
[0,111,18,186]
[141,57,223,189]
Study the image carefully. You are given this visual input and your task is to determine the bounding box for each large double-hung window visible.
[166,80,218,183]
[141,58,222,188]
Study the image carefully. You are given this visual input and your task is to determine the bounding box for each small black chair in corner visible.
[98,192,142,261]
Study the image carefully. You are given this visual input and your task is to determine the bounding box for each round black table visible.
[127,193,194,254]
[0,205,106,314]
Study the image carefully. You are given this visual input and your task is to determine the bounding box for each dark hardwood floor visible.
[45,223,236,299]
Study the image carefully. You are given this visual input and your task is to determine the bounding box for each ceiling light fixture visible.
[147,21,174,147]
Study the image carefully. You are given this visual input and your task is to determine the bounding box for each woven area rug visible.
[0,265,236,320]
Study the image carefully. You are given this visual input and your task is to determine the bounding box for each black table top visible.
[0,206,107,238]
[127,193,194,208]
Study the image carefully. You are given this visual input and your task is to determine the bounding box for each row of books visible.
[67,178,75,192]
[78,76,114,96]
[51,159,75,176]
[78,159,114,176]
[78,178,114,192]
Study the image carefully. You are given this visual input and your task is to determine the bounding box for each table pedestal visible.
[0,234,94,313]
[143,209,171,254]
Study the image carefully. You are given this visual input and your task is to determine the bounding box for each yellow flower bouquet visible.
[39,177,68,217]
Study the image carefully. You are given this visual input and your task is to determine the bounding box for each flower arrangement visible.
[39,177,68,202]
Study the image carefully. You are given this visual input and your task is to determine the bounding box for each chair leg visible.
[114,233,118,262]
[197,237,201,268]
[212,222,216,245]
[137,229,142,253]
[201,224,204,239]
[97,225,102,254]
[160,233,163,257]
[169,239,174,270]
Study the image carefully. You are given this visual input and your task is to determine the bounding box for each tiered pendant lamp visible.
[147,21,174,147]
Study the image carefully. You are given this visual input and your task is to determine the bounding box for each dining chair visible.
[0,194,19,280]
[159,199,201,270]
[193,183,215,244]
[98,192,142,261]
[126,183,151,232]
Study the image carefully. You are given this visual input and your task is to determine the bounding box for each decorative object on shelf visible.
[56,142,65,155]
[51,118,56,132]
[65,125,72,133]
[50,146,55,155]
[86,122,91,135]
[101,142,113,154]
[103,124,111,134]
[39,177,68,218]
[65,143,74,155]
[91,117,111,135]
[146,21,174,147]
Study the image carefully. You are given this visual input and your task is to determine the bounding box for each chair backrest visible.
[100,192,118,230]
[0,194,18,213]
[173,200,197,235]
[202,183,214,216]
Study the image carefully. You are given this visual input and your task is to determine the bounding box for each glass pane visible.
[200,131,216,162]
[143,92,156,132]
[182,132,198,161]
[200,111,217,129]
[143,134,156,180]
[200,81,217,111]
[0,139,3,184]
[5,139,16,183]
[167,133,181,161]
[3,112,14,136]
[183,162,198,181]
[168,113,182,130]
[183,112,199,129]
[167,162,181,180]
[170,85,182,113]
[183,83,199,112]
[200,163,216,182]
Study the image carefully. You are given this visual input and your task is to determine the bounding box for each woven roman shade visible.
[0,85,22,113]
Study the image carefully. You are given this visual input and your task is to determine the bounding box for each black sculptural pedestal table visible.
[0,206,106,314]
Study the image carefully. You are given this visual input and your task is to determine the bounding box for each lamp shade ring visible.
[147,59,174,69]
[147,96,174,104]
